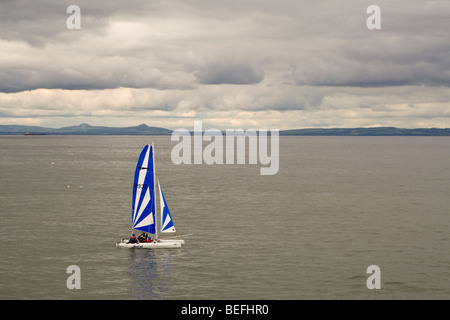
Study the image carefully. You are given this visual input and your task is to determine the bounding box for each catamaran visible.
[116,144,184,248]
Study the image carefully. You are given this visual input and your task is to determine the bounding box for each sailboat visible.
[116,144,184,248]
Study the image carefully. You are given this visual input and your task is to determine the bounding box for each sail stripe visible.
[134,210,154,230]
[134,188,150,227]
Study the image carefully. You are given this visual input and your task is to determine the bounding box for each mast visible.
[153,142,159,240]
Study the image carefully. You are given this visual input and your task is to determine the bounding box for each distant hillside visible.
[1,124,450,136]
[0,123,172,135]
[280,127,450,136]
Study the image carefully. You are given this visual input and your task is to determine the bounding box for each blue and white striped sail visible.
[132,145,156,234]
[159,180,176,233]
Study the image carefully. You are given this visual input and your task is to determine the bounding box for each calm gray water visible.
[0,135,449,299]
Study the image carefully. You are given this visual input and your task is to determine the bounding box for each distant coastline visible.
[1,123,450,136]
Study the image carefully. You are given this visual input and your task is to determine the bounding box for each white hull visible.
[160,239,185,245]
[116,240,181,248]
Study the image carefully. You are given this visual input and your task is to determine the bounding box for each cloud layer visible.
[1,0,449,128]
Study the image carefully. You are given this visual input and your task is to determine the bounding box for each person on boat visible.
[140,236,152,243]
[128,233,137,243]
[137,232,147,242]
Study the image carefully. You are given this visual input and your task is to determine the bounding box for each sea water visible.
[0,135,449,299]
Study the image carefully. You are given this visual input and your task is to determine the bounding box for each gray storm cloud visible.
[0,0,449,128]
[195,61,264,85]
[1,0,448,92]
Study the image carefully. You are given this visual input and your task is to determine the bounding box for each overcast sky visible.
[1,0,449,129]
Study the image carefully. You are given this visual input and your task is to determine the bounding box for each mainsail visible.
[159,181,176,233]
[131,145,156,234]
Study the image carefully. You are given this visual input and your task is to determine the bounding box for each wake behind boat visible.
[116,143,185,249]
